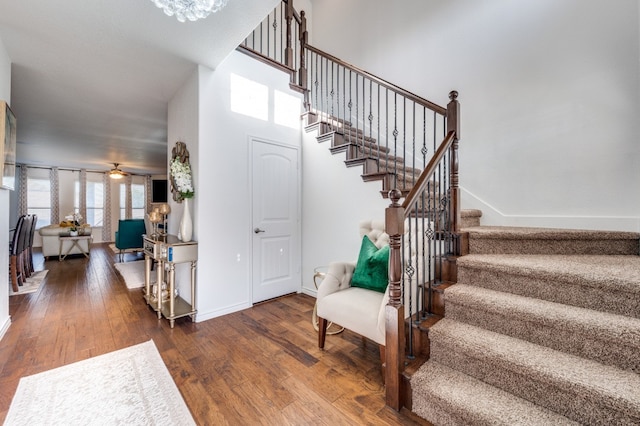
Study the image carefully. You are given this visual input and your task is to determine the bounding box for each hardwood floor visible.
[0,243,428,425]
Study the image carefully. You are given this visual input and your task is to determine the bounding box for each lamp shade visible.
[148,211,162,223]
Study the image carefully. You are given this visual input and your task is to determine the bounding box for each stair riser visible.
[412,393,470,426]
[445,300,640,373]
[460,209,482,228]
[457,265,640,319]
[429,332,639,425]
[460,216,480,228]
[411,362,578,426]
[469,238,639,255]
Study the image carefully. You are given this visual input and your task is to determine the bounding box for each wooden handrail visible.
[402,130,456,213]
[304,45,447,116]
[236,45,296,74]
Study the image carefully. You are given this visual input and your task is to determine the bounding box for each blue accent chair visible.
[114,219,146,262]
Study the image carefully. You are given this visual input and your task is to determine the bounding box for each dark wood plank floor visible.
[0,243,428,425]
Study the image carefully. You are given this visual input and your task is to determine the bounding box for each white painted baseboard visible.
[195,301,253,323]
[461,187,640,232]
[0,315,11,341]
[301,286,317,298]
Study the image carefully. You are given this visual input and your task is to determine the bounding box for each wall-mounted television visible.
[152,179,168,203]
[0,100,16,190]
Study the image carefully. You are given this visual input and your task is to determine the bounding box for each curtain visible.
[79,169,87,221]
[50,167,60,224]
[145,175,152,213]
[102,173,112,242]
[125,174,132,219]
[18,165,28,216]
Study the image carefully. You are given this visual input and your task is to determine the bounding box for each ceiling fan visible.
[108,163,128,180]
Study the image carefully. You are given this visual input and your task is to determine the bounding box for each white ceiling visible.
[0,0,279,176]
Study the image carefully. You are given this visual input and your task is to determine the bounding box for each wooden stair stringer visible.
[307,115,423,197]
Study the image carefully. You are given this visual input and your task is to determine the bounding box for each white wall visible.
[301,127,389,296]
[0,36,12,339]
[168,51,304,321]
[167,67,199,310]
[311,0,640,231]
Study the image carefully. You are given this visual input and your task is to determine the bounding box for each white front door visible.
[251,139,300,303]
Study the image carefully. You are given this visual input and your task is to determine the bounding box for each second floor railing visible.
[240,0,301,82]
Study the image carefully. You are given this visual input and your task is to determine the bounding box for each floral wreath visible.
[170,141,194,203]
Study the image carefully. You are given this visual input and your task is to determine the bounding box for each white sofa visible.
[39,225,93,259]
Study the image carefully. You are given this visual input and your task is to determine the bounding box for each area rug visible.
[4,340,195,426]
[9,270,48,296]
[108,243,141,255]
[114,260,146,289]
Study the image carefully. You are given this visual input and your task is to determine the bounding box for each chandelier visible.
[150,0,230,22]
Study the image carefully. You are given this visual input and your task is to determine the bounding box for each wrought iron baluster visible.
[348,70,353,144]
[377,84,381,173]
[403,98,407,192]
[393,93,398,189]
[330,62,335,132]
[385,88,389,175]
[355,74,359,151]
[412,102,416,195]
[278,4,283,63]
[368,80,373,159]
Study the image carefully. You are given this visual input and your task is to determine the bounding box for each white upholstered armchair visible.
[316,219,427,360]
[316,220,390,351]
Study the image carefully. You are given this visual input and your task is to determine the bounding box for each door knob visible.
[254,228,266,234]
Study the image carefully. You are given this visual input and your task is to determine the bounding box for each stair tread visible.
[463,225,640,240]
[430,319,640,409]
[457,254,640,295]
[445,284,640,371]
[411,361,579,426]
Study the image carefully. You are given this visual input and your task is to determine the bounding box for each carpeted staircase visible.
[304,108,640,425]
[411,225,640,425]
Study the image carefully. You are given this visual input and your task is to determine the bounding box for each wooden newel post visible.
[447,90,461,254]
[299,11,309,108]
[385,188,405,410]
[284,0,294,70]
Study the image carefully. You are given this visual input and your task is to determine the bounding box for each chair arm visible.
[316,261,356,302]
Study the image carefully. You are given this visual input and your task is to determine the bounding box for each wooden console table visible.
[143,234,197,328]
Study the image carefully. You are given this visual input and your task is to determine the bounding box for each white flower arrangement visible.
[170,157,194,201]
[64,212,83,231]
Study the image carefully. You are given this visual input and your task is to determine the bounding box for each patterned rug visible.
[9,270,48,296]
[4,340,195,426]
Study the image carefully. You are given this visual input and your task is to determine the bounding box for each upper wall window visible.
[230,73,268,121]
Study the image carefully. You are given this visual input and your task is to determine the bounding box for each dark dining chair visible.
[9,215,26,292]
[18,215,32,279]
[25,214,37,276]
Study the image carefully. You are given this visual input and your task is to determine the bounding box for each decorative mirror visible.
[169,141,194,203]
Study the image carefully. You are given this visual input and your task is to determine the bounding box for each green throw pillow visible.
[351,235,390,293]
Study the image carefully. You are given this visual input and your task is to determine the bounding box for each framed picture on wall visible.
[0,100,16,190]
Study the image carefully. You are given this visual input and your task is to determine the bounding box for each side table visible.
[59,235,92,261]
[312,266,344,335]
[143,234,197,328]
